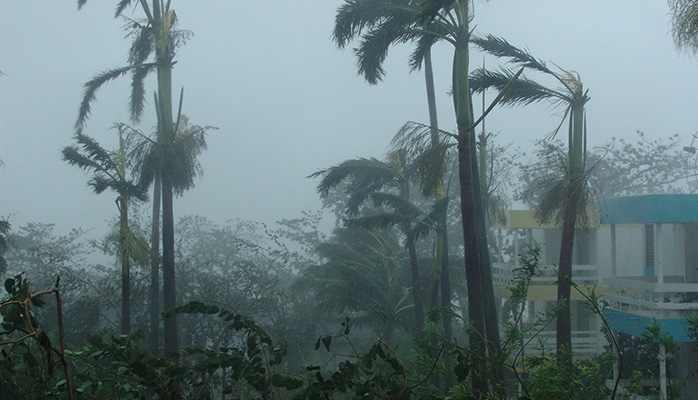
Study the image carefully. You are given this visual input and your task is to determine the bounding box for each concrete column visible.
[660,343,667,399]
[610,224,617,278]
[657,224,663,284]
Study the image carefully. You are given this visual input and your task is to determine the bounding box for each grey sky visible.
[2,1,697,239]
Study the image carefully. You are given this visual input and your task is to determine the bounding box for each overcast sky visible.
[2,1,698,239]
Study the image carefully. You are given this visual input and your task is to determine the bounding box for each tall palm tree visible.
[62,126,148,334]
[470,35,590,364]
[126,113,210,351]
[332,2,519,395]
[76,0,192,355]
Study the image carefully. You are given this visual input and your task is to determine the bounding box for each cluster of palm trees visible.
[55,0,698,397]
[65,0,210,356]
[326,0,594,396]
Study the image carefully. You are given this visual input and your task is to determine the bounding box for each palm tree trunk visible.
[471,142,504,388]
[439,223,454,390]
[119,196,131,335]
[407,237,425,337]
[155,17,179,354]
[556,181,578,364]
[556,103,585,367]
[457,125,488,398]
[453,4,489,393]
[150,174,161,353]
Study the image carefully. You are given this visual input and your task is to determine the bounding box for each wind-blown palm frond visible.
[410,196,448,241]
[669,0,698,53]
[415,0,456,24]
[472,35,552,75]
[127,19,155,65]
[355,13,422,84]
[408,30,442,71]
[114,0,139,17]
[126,116,212,196]
[309,158,402,206]
[307,241,401,316]
[370,192,424,219]
[333,0,412,48]
[470,67,564,106]
[76,66,138,129]
[63,131,118,174]
[62,128,148,201]
[392,121,453,197]
[129,63,157,123]
[345,213,411,232]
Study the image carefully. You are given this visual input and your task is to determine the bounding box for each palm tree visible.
[62,126,148,334]
[470,35,590,364]
[310,154,430,336]
[126,114,210,352]
[299,237,412,346]
[332,2,519,395]
[76,0,192,355]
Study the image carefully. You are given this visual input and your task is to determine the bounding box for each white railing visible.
[493,262,599,286]
[603,276,698,317]
[506,329,602,358]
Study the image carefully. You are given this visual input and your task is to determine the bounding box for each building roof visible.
[600,194,698,224]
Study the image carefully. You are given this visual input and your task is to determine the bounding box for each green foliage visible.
[522,353,614,400]
[0,274,74,399]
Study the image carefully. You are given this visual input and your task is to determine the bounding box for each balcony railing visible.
[493,262,600,286]
[604,276,698,318]
[505,329,602,358]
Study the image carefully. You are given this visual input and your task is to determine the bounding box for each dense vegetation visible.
[3,0,698,399]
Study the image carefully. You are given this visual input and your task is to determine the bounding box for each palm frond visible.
[115,0,138,17]
[333,0,411,48]
[355,16,415,84]
[470,67,565,107]
[472,35,551,75]
[345,213,410,231]
[126,19,155,65]
[416,0,456,25]
[76,65,137,129]
[309,158,400,199]
[669,0,698,53]
[370,192,424,219]
[129,63,157,123]
[409,196,447,241]
[408,29,441,71]
[63,131,116,173]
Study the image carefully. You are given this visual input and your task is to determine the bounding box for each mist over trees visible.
[4,1,698,399]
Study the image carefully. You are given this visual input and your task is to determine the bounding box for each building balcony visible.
[603,275,698,319]
[493,262,600,301]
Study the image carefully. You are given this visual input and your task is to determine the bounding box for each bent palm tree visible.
[62,126,148,334]
[310,153,429,336]
[77,0,193,354]
[470,35,590,363]
[299,238,412,346]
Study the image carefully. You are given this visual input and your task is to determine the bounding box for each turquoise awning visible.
[600,194,698,224]
[603,308,694,342]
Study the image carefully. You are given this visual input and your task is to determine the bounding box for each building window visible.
[645,224,655,276]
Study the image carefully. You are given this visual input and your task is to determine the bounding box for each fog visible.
[2,1,697,236]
